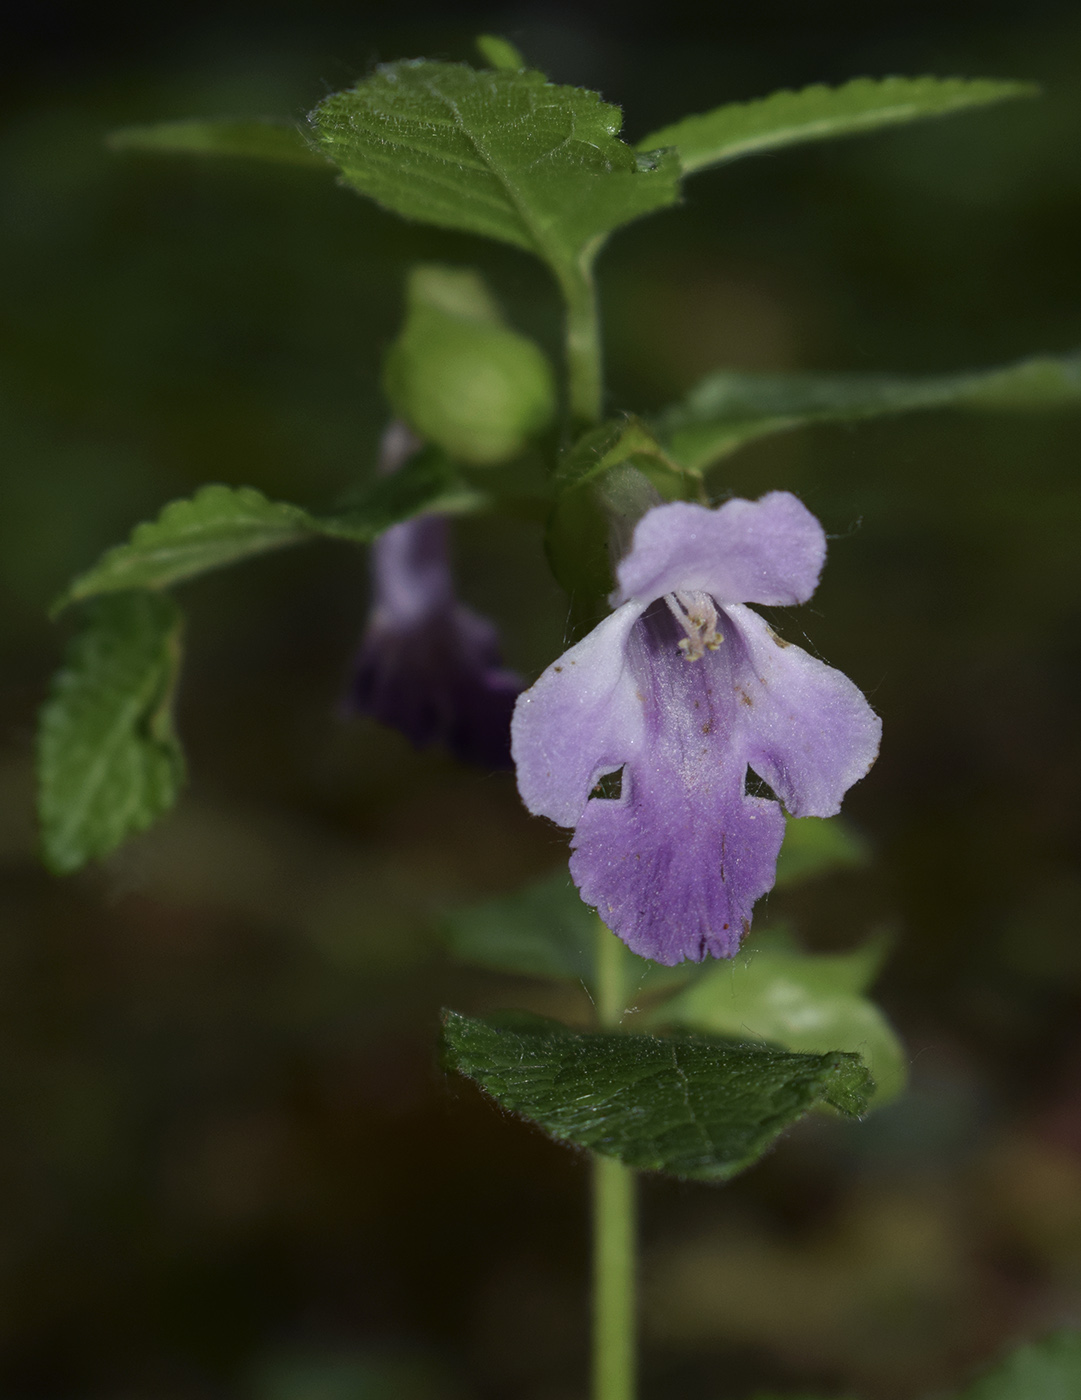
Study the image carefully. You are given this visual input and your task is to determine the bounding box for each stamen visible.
[665,590,724,661]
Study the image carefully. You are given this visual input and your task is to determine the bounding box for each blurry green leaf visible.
[38,593,185,874]
[957,1331,1081,1399]
[441,1010,872,1179]
[657,352,1081,471]
[323,446,490,541]
[384,265,556,465]
[444,871,596,983]
[545,418,696,612]
[774,816,871,887]
[403,263,504,324]
[637,76,1037,176]
[443,872,694,1003]
[108,119,330,169]
[57,485,318,607]
[651,930,905,1105]
[475,34,527,71]
[309,62,681,281]
[252,1351,453,1400]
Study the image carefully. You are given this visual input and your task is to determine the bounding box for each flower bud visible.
[383,265,556,466]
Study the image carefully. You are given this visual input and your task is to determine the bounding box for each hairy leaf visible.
[637,75,1036,176]
[309,62,681,279]
[658,352,1081,470]
[441,1010,872,1179]
[652,930,905,1105]
[774,816,870,887]
[108,119,330,169]
[555,416,694,498]
[957,1331,1081,1399]
[58,456,489,608]
[38,593,185,874]
[57,486,319,606]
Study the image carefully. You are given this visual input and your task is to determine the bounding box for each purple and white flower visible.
[347,423,523,770]
[511,492,881,964]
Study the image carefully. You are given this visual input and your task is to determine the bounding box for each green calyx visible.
[383,264,556,466]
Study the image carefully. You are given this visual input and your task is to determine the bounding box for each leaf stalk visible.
[561,260,604,428]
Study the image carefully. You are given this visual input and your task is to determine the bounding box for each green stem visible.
[561,260,603,428]
[592,921,637,1400]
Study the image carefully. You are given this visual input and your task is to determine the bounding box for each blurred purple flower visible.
[512,492,881,964]
[346,424,522,770]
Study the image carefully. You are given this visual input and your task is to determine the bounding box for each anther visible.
[665,590,724,661]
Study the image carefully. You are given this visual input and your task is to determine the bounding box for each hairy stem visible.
[592,920,637,1400]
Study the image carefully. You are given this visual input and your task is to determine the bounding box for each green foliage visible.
[37,593,185,874]
[444,871,596,984]
[323,445,491,540]
[774,815,870,887]
[657,352,1081,471]
[56,485,318,607]
[441,1009,872,1179]
[474,34,526,71]
[384,265,556,465]
[554,416,694,500]
[108,119,330,169]
[39,449,493,872]
[637,76,1037,176]
[443,872,695,1005]
[253,1352,451,1400]
[57,458,489,610]
[308,62,681,286]
[956,1331,1081,1399]
[652,929,906,1105]
[545,418,696,613]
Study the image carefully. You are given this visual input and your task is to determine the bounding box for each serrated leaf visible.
[38,593,185,874]
[108,119,331,169]
[441,1010,872,1179]
[651,930,905,1105]
[309,62,681,280]
[57,485,319,607]
[57,455,489,608]
[774,816,870,888]
[637,75,1036,176]
[957,1331,1081,1399]
[657,352,1081,471]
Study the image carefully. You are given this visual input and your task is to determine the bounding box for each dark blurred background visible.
[3,2,1081,1397]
